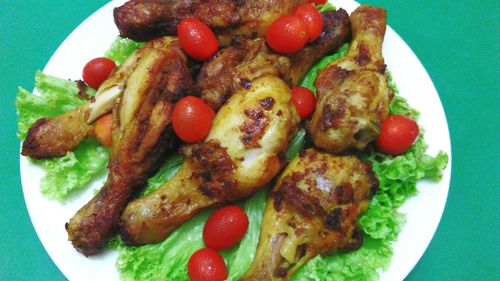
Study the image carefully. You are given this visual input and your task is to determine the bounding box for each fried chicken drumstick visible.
[307,5,393,154]
[119,76,299,245]
[114,0,307,42]
[197,8,351,111]
[66,37,192,256]
[240,149,378,280]
[21,38,150,159]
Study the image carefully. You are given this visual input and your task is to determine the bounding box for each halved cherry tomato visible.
[308,0,327,5]
[203,205,249,250]
[94,113,113,147]
[177,18,219,61]
[291,86,316,119]
[294,4,324,42]
[172,96,215,143]
[188,248,227,281]
[265,16,309,54]
[375,114,420,155]
[82,57,116,89]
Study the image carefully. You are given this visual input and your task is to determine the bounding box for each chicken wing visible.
[119,76,299,245]
[113,0,306,43]
[197,9,351,111]
[240,149,378,280]
[66,37,193,256]
[307,5,393,154]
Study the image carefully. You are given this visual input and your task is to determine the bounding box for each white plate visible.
[20,1,452,280]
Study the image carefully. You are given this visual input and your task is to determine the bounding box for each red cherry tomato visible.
[188,248,227,281]
[172,96,215,143]
[375,114,420,155]
[294,4,324,42]
[203,205,249,250]
[177,18,219,61]
[308,0,327,5]
[265,16,309,54]
[291,86,316,119]
[94,113,113,147]
[82,57,116,89]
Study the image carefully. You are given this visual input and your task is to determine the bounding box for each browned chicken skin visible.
[307,5,392,154]
[66,37,192,256]
[113,0,307,43]
[21,104,92,159]
[240,149,378,280]
[120,76,299,245]
[197,9,351,111]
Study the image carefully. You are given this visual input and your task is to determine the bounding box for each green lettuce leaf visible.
[104,37,143,65]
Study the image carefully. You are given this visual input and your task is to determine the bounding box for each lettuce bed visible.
[16,34,447,280]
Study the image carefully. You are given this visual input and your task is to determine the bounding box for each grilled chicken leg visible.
[307,5,393,154]
[240,149,378,280]
[114,0,307,43]
[66,37,193,256]
[21,39,148,159]
[119,76,299,245]
[197,9,351,111]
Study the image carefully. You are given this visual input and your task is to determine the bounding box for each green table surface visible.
[1,1,497,280]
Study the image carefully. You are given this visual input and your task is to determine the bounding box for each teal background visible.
[0,0,497,280]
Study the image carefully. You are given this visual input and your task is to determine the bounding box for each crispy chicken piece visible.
[307,5,393,154]
[21,41,147,159]
[240,149,378,280]
[197,9,351,111]
[66,37,193,256]
[21,104,92,159]
[113,0,306,43]
[119,76,300,245]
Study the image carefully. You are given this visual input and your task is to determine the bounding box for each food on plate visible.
[290,86,316,119]
[113,0,307,43]
[82,57,117,89]
[188,248,228,281]
[66,37,193,256]
[177,18,219,61]
[307,5,392,154]
[265,15,309,54]
[293,4,324,42]
[203,205,249,250]
[241,149,378,280]
[119,76,299,245]
[197,8,351,110]
[20,38,149,159]
[15,1,451,280]
[375,114,420,155]
[20,102,93,159]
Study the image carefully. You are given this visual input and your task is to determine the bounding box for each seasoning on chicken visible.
[307,5,393,154]
[21,104,92,159]
[113,0,307,43]
[240,149,378,280]
[119,76,300,246]
[66,37,193,256]
[197,9,351,111]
